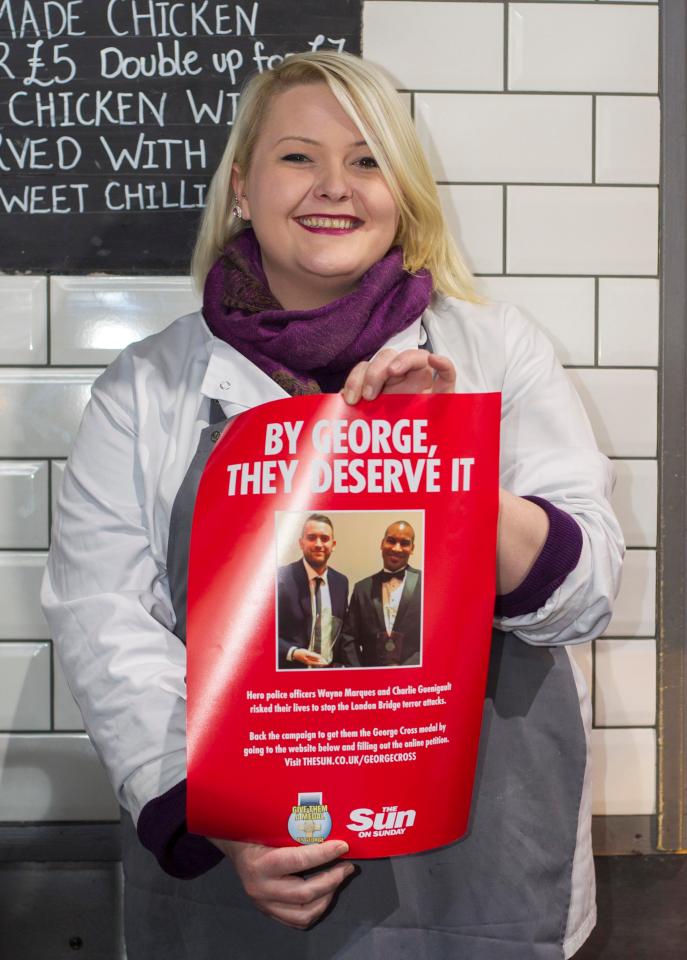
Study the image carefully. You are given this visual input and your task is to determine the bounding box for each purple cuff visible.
[136,779,224,879]
[494,495,583,619]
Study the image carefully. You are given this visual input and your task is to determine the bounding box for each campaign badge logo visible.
[287,792,332,844]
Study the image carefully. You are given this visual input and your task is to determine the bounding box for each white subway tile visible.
[437,185,502,274]
[416,93,591,183]
[507,187,658,275]
[509,4,658,93]
[611,459,657,549]
[0,370,100,458]
[397,91,412,114]
[0,734,118,820]
[567,642,593,697]
[50,276,199,365]
[598,278,659,367]
[0,552,49,640]
[595,638,656,727]
[0,643,50,730]
[363,2,503,90]
[596,97,660,185]
[567,368,656,458]
[606,549,656,638]
[53,653,84,731]
[475,277,595,365]
[0,462,48,549]
[51,461,66,520]
[0,276,47,365]
[591,728,655,815]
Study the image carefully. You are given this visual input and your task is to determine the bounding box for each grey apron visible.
[122,399,587,960]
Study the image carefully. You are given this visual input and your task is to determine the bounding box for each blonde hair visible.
[191,51,480,303]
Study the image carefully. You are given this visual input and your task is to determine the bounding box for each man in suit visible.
[277,514,349,669]
[337,520,422,667]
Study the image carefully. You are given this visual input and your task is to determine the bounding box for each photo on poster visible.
[275,509,425,671]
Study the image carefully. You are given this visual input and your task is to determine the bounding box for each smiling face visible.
[381,521,415,572]
[299,519,335,574]
[232,83,400,310]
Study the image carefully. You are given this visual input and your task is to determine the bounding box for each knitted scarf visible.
[202,228,433,395]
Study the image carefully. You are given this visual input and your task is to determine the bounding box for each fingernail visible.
[362,386,374,400]
[344,390,355,404]
[333,841,349,855]
[389,361,401,372]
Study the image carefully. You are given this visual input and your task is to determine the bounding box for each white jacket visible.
[41,295,624,824]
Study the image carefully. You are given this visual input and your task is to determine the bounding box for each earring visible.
[231,193,243,219]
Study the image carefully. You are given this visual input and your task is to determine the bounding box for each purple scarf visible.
[202,228,433,395]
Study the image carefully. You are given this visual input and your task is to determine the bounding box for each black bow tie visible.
[381,568,407,582]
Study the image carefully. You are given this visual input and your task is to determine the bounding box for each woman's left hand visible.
[342,349,456,404]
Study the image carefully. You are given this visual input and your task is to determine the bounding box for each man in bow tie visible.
[337,521,422,668]
[277,514,349,669]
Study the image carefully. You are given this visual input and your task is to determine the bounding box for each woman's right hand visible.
[343,348,456,404]
[210,837,354,929]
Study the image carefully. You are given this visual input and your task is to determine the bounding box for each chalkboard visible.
[0,1,362,272]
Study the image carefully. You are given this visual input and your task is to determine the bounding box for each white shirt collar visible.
[302,558,329,585]
[200,336,288,412]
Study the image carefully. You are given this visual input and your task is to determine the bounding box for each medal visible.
[385,640,396,652]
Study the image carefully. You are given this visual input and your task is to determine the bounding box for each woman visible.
[42,52,623,959]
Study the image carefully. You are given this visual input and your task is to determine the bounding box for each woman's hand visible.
[342,348,456,404]
[210,837,354,929]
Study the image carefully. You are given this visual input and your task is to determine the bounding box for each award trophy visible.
[309,614,343,667]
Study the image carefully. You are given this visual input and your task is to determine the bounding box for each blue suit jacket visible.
[277,560,349,669]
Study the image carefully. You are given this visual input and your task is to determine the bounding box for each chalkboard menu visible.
[0,1,362,272]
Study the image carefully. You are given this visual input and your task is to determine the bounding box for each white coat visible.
[41,295,624,957]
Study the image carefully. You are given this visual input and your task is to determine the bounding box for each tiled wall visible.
[0,280,199,821]
[0,1,660,825]
[364,0,660,818]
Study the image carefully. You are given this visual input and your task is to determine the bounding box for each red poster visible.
[187,393,500,858]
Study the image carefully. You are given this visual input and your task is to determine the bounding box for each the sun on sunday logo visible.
[346,805,417,837]
[287,792,333,844]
